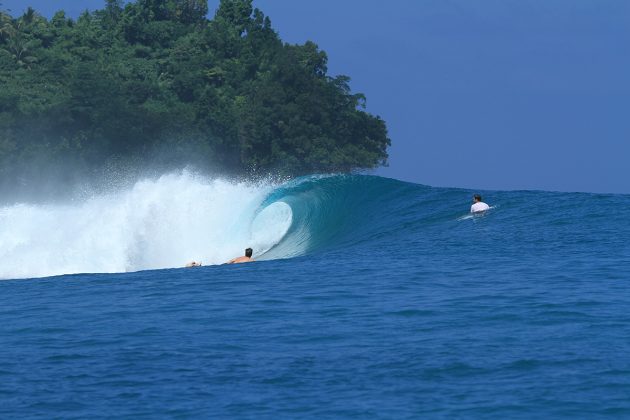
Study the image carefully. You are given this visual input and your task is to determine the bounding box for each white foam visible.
[0,171,295,280]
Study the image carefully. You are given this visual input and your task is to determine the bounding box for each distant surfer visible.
[227,248,254,264]
[471,194,490,213]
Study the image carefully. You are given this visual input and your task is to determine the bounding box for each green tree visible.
[0,0,390,198]
[214,0,252,35]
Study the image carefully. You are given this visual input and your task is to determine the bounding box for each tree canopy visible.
[0,0,390,191]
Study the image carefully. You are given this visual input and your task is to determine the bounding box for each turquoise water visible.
[2,175,630,418]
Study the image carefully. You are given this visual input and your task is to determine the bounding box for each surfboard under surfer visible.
[471,194,490,213]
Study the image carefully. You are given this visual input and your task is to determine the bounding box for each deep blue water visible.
[2,175,630,418]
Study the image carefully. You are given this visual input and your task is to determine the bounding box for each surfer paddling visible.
[227,248,254,264]
[471,194,490,213]
[185,248,255,267]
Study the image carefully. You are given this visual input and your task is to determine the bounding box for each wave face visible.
[1,172,630,280]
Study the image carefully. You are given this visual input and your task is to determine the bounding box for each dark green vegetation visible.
[0,0,389,194]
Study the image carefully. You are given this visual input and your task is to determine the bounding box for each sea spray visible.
[0,172,294,279]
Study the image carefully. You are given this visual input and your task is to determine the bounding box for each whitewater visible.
[2,172,630,418]
[0,172,297,279]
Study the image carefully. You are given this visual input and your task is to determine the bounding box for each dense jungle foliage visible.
[0,0,390,189]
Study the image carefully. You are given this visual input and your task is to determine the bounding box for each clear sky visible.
[4,0,630,193]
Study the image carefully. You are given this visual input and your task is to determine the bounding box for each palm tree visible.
[0,12,14,40]
[0,16,38,68]
[23,7,35,23]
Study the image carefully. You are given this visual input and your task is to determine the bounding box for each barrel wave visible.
[259,174,425,259]
[2,171,630,281]
[0,172,420,279]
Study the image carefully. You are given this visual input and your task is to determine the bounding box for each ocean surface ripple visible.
[1,173,630,418]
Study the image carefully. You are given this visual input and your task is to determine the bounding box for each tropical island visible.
[0,0,390,195]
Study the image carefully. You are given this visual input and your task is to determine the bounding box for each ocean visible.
[1,172,630,418]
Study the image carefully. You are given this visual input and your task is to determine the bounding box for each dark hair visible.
[473,194,482,202]
[245,248,253,258]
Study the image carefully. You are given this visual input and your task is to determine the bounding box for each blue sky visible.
[4,0,629,193]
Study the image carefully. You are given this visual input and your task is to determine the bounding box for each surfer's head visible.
[245,248,253,258]
[473,194,482,203]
